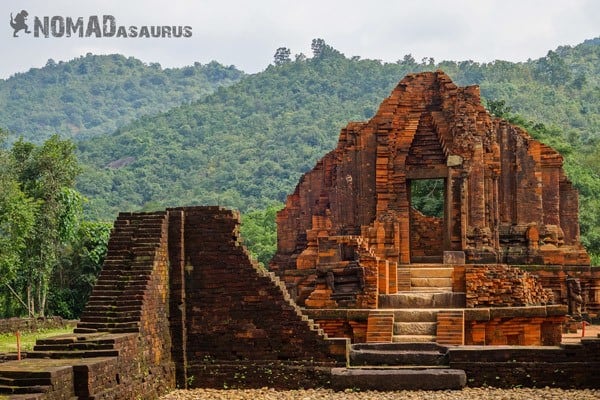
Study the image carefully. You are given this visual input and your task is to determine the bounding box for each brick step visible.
[392,335,437,343]
[27,349,120,359]
[75,321,138,330]
[91,284,148,292]
[83,301,143,309]
[411,277,454,287]
[410,287,453,292]
[350,342,449,366]
[394,322,437,336]
[0,368,59,381]
[89,288,146,297]
[102,327,138,333]
[310,327,326,338]
[73,327,97,333]
[95,274,151,283]
[87,294,144,302]
[32,342,115,352]
[0,384,51,395]
[410,256,444,264]
[130,247,160,253]
[400,263,448,268]
[106,241,133,248]
[82,305,142,313]
[408,268,454,278]
[78,315,141,324]
[0,376,51,387]
[390,309,438,322]
[126,265,156,272]
[73,327,138,334]
[95,273,150,280]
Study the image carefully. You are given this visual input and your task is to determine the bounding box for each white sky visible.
[0,0,599,79]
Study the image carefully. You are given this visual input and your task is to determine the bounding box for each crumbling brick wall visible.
[410,208,443,261]
[172,207,345,389]
[465,264,553,307]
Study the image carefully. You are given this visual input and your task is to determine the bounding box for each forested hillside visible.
[73,39,600,258]
[0,54,244,143]
[1,39,599,317]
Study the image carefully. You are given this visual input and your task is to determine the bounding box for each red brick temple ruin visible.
[270,71,597,345]
[1,72,599,398]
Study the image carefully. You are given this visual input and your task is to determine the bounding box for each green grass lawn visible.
[0,326,75,353]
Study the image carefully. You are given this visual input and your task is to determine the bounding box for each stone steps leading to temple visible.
[392,334,437,343]
[334,342,466,390]
[379,292,465,308]
[391,309,438,322]
[394,321,437,336]
[377,264,465,343]
[350,342,449,366]
[400,265,455,290]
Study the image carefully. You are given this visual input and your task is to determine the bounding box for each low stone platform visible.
[350,342,449,366]
[331,367,467,390]
[0,356,116,398]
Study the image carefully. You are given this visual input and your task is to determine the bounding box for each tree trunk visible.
[26,284,33,317]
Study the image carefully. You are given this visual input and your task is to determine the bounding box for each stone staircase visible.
[369,264,465,343]
[339,263,468,390]
[392,309,438,343]
[265,271,330,338]
[331,342,466,390]
[0,212,170,399]
[0,359,75,398]
[76,212,167,334]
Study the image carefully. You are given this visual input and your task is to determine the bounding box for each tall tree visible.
[0,131,37,315]
[11,135,82,316]
[273,47,292,65]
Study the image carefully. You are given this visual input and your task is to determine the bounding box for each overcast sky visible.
[1,0,599,79]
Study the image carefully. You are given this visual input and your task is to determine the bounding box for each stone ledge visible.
[331,367,466,390]
[303,309,370,321]
[464,305,567,321]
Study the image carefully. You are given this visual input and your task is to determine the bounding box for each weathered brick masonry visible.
[449,338,600,388]
[0,207,345,399]
[169,207,346,389]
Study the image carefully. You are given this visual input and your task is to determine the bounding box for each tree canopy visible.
[0,54,244,144]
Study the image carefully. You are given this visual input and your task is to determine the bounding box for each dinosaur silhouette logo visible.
[10,10,31,37]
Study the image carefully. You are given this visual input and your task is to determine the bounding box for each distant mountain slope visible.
[0,54,244,143]
[75,39,600,256]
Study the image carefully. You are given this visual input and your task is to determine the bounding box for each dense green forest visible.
[0,132,109,318]
[0,54,243,144]
[1,38,599,317]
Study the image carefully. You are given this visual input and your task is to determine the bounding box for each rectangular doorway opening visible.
[409,178,446,263]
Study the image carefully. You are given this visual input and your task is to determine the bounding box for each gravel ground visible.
[161,388,600,400]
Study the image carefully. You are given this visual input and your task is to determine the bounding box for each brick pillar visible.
[542,166,561,226]
[468,141,486,232]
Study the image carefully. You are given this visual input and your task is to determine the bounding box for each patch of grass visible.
[0,326,74,353]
